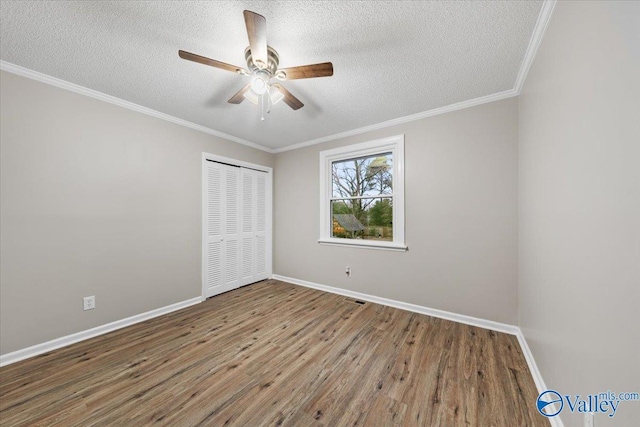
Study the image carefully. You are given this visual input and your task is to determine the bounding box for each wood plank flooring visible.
[0,280,548,426]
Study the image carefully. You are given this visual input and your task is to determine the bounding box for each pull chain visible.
[260,93,265,121]
[267,87,271,115]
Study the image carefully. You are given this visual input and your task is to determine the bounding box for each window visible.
[319,135,406,251]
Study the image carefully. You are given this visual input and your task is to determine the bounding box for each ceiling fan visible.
[179,10,333,118]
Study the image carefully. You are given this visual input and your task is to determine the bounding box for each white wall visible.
[518,1,640,426]
[274,98,519,325]
[0,70,274,354]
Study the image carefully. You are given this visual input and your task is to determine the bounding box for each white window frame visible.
[318,134,407,251]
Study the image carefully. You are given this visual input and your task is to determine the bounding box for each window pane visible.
[331,153,393,198]
[331,197,393,241]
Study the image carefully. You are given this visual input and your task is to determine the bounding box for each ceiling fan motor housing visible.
[245,46,280,76]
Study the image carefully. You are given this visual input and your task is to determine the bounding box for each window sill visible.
[317,238,408,252]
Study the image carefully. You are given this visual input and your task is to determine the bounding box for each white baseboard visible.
[0,296,202,367]
[2,278,562,426]
[273,274,564,427]
[272,274,519,335]
[516,330,565,427]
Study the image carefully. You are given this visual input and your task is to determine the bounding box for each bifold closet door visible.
[204,162,240,298]
[240,168,268,286]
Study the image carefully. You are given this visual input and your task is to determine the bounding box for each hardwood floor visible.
[0,280,548,426]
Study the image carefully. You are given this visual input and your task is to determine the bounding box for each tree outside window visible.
[330,152,393,240]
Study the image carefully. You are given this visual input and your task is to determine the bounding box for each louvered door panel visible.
[226,168,239,235]
[255,173,268,277]
[207,167,222,237]
[242,171,254,233]
[240,168,269,285]
[225,239,239,283]
[255,235,266,275]
[204,159,270,296]
[241,237,253,278]
[207,241,223,291]
[240,169,256,284]
[224,167,240,289]
[256,174,266,233]
[205,163,225,297]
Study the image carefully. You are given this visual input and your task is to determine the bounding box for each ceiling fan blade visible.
[243,10,268,68]
[278,62,333,80]
[178,50,247,74]
[272,84,304,110]
[228,84,251,104]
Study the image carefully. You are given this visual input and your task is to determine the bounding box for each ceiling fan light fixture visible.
[268,84,284,105]
[243,89,260,105]
[250,70,269,95]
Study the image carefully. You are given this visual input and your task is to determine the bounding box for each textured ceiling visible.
[1,1,543,150]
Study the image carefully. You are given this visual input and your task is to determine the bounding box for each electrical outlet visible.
[584,412,594,427]
[83,296,95,311]
[345,266,351,277]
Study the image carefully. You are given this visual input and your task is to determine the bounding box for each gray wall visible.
[0,70,274,354]
[518,2,640,426]
[274,98,519,325]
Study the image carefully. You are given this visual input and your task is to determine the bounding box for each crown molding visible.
[274,1,557,154]
[1,2,555,155]
[514,0,557,94]
[0,61,275,154]
[273,88,518,153]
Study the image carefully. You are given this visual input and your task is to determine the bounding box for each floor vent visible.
[345,298,366,305]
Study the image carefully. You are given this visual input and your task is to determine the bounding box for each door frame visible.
[202,152,273,300]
